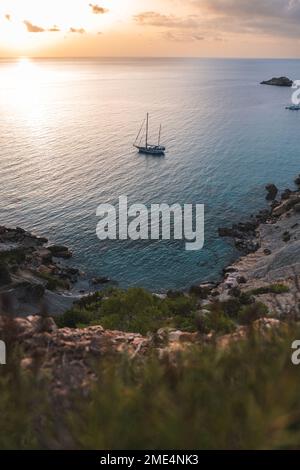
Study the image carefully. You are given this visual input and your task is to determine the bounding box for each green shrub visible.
[239,292,255,305]
[3,325,300,449]
[57,288,198,334]
[98,288,168,334]
[219,298,241,319]
[0,248,26,266]
[238,302,269,325]
[0,344,51,449]
[74,291,104,309]
[37,272,69,291]
[198,304,236,335]
[55,308,99,328]
[189,285,211,299]
[249,284,290,296]
[66,326,300,450]
[164,295,196,317]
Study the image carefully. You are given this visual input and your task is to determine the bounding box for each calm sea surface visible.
[0,58,299,290]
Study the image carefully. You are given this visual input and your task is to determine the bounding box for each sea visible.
[0,57,299,291]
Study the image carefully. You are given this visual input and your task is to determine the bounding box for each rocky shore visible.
[0,224,118,319]
[0,226,93,316]
[209,174,300,316]
[2,173,299,321]
[1,174,300,401]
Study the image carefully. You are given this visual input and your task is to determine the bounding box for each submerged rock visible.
[91,276,111,285]
[266,183,278,201]
[48,245,72,259]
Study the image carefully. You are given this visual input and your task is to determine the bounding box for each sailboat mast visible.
[158,124,161,146]
[145,113,149,148]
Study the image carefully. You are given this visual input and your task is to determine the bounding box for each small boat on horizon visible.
[285,104,300,110]
[133,113,165,156]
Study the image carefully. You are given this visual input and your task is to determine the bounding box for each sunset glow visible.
[0,1,299,58]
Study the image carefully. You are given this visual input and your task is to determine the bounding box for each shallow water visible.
[0,57,299,290]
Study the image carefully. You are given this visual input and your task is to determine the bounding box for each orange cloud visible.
[69,27,86,34]
[24,20,45,33]
[49,25,60,32]
[89,3,108,15]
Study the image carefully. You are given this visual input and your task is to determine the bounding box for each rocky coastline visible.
[1,173,300,400]
[0,227,112,317]
[1,173,300,320]
[201,173,300,316]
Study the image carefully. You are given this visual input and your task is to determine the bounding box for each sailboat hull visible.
[135,146,165,156]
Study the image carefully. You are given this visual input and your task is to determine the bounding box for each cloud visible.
[136,1,300,43]
[24,20,45,33]
[163,31,204,42]
[201,0,300,19]
[69,27,86,34]
[134,11,199,29]
[89,3,109,15]
[24,20,61,33]
[134,11,205,42]
[195,0,300,38]
[48,25,60,32]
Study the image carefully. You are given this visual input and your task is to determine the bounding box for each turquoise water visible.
[0,58,299,290]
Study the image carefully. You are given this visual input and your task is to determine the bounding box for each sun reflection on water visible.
[0,57,60,126]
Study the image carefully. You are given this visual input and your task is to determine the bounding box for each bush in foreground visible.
[2,325,300,449]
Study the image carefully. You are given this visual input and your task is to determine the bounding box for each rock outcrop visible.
[216,178,300,316]
[0,227,83,316]
[0,314,284,399]
[266,183,278,201]
[261,77,293,87]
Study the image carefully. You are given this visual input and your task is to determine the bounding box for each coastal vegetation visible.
[1,323,300,450]
[56,287,273,335]
[248,284,290,296]
[56,288,198,334]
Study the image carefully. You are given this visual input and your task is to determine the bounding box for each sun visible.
[0,0,145,56]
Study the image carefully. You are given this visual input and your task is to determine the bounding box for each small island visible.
[261,76,293,87]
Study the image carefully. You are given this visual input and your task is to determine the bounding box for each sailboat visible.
[133,113,166,156]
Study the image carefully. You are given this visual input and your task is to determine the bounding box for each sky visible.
[0,0,300,58]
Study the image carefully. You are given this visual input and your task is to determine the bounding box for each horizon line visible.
[1,55,300,60]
